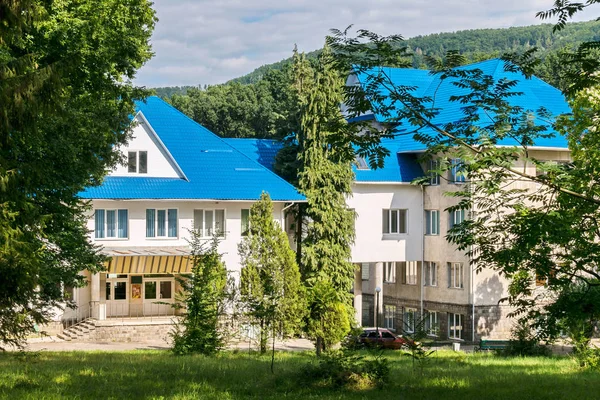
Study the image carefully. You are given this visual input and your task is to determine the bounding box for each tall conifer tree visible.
[297,46,356,354]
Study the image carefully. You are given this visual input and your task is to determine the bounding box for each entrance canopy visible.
[102,247,193,274]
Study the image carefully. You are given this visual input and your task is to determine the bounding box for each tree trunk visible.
[295,204,304,272]
[271,324,276,374]
[316,336,323,357]
[260,319,267,354]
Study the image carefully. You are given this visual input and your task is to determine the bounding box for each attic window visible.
[128,151,148,174]
[355,156,369,170]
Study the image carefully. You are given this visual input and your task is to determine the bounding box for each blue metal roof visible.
[227,137,423,184]
[80,97,305,201]
[355,59,571,152]
[223,138,281,171]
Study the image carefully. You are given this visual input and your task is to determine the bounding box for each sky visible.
[135,0,598,88]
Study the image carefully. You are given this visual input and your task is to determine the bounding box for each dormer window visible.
[128,151,148,174]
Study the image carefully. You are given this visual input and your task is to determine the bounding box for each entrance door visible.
[106,275,129,317]
[143,278,174,316]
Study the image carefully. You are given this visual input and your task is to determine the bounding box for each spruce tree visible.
[171,235,229,355]
[238,192,305,359]
[297,46,357,355]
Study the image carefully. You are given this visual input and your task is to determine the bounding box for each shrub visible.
[502,322,551,357]
[304,350,390,389]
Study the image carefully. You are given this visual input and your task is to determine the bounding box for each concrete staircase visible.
[56,319,96,341]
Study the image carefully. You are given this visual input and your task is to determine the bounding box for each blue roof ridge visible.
[148,97,303,202]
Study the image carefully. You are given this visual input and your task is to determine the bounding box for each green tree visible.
[296,46,357,355]
[238,192,305,359]
[171,236,230,355]
[0,0,155,349]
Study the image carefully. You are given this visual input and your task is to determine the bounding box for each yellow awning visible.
[104,255,193,274]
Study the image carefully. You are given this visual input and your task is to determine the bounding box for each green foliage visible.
[502,322,551,357]
[170,67,299,140]
[0,0,155,349]
[238,192,305,354]
[401,317,436,371]
[305,281,352,351]
[171,236,230,355]
[293,46,357,353]
[304,350,390,390]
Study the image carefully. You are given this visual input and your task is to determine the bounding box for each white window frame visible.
[384,262,396,283]
[449,209,466,229]
[448,313,463,339]
[403,261,418,285]
[146,208,178,239]
[428,159,440,185]
[127,150,148,174]
[384,305,396,331]
[450,158,466,183]
[425,209,440,235]
[448,262,464,289]
[404,308,416,333]
[424,261,438,286]
[94,209,128,240]
[382,209,408,235]
[194,209,226,238]
[426,311,439,336]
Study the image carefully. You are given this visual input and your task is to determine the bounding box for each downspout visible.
[420,185,425,320]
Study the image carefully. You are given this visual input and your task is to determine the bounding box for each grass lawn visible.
[0,349,597,399]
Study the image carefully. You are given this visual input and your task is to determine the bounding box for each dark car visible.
[357,328,409,350]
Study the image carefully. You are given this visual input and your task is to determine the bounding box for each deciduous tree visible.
[0,0,155,348]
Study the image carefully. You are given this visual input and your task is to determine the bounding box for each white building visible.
[63,97,303,325]
[231,59,572,342]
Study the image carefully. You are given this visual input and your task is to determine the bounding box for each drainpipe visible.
[420,185,425,320]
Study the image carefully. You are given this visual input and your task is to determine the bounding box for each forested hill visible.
[158,20,599,141]
[228,20,599,85]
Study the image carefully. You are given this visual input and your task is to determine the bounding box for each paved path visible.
[17,336,315,352]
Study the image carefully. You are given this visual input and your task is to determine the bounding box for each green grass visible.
[0,350,597,399]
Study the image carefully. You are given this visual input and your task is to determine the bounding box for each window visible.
[241,209,250,236]
[425,311,439,336]
[361,263,370,281]
[428,159,440,185]
[401,261,418,285]
[448,313,463,339]
[146,208,178,238]
[448,262,464,289]
[144,281,157,299]
[160,281,172,299]
[194,209,226,237]
[450,158,466,183]
[94,209,128,239]
[128,151,148,174]
[382,209,408,234]
[449,209,466,229]
[404,308,416,333]
[384,262,396,283]
[424,261,438,286]
[425,210,440,235]
[384,305,396,330]
[354,155,369,170]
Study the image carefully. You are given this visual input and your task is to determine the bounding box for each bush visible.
[304,350,389,389]
[502,323,551,357]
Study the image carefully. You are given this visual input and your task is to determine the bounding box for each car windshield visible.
[382,331,395,339]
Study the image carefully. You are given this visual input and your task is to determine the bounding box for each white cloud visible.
[134,0,599,87]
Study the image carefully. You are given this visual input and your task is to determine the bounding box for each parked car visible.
[357,328,410,350]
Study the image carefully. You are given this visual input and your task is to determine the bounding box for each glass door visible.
[143,277,174,316]
[106,274,129,317]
